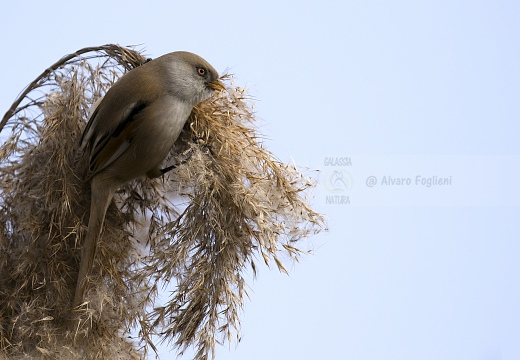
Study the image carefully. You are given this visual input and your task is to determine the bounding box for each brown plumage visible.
[74,51,225,308]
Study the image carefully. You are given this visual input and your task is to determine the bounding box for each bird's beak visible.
[208,80,226,92]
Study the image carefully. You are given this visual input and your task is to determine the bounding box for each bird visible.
[74,51,225,308]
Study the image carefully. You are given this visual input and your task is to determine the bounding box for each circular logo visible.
[323,169,353,194]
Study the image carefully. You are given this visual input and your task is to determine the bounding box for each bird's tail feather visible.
[73,177,116,308]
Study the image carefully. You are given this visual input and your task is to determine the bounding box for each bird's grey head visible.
[157,51,225,106]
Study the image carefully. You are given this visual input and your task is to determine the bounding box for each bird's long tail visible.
[73,177,116,308]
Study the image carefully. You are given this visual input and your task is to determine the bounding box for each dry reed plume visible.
[0,44,325,359]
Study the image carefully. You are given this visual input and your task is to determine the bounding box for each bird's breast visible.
[134,97,192,154]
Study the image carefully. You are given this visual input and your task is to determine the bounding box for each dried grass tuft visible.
[0,44,325,359]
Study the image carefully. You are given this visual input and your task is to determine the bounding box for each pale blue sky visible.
[1,1,519,359]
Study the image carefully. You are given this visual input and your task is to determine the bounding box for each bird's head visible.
[158,51,225,106]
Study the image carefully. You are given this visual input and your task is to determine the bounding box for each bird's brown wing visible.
[79,63,161,177]
[86,101,149,175]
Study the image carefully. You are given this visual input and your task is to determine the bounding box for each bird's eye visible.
[197,67,206,76]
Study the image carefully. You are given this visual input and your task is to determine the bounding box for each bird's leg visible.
[74,177,116,308]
